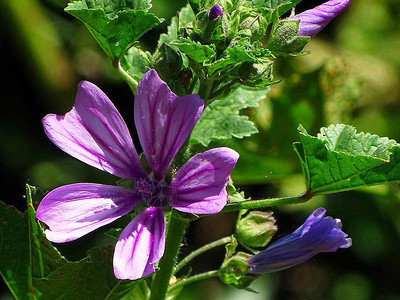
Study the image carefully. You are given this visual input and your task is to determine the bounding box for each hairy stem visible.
[174,236,233,275]
[221,192,312,213]
[113,59,139,93]
[168,270,219,294]
[198,78,214,104]
[149,210,190,300]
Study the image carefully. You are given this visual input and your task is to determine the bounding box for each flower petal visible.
[247,208,352,274]
[113,207,166,280]
[134,70,204,179]
[168,147,239,214]
[36,183,139,243]
[290,0,350,38]
[43,81,145,180]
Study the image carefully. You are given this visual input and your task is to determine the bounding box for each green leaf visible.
[208,47,254,75]
[178,4,196,27]
[34,247,141,300]
[187,0,211,14]
[277,0,302,15]
[158,16,178,45]
[27,186,68,279]
[68,0,153,14]
[66,0,161,59]
[317,125,396,159]
[0,185,143,299]
[0,202,36,299]
[191,85,269,146]
[120,46,152,83]
[174,38,216,64]
[251,0,302,15]
[295,124,400,195]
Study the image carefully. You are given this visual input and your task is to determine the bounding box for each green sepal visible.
[225,235,239,258]
[267,20,310,55]
[236,211,277,248]
[116,178,134,189]
[238,9,268,42]
[227,180,249,203]
[238,60,274,87]
[218,252,256,289]
[152,43,183,82]
[193,10,223,44]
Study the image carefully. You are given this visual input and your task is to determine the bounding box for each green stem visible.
[113,59,139,93]
[149,210,190,300]
[198,78,214,104]
[168,270,219,294]
[174,236,233,275]
[221,192,312,213]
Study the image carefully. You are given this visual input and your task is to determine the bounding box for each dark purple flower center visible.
[133,178,165,207]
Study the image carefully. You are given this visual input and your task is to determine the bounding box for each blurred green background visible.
[1,0,400,299]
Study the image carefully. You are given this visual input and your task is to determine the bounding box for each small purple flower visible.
[247,208,351,274]
[209,4,223,20]
[36,69,239,280]
[289,0,350,38]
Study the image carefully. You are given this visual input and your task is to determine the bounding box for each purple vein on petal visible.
[135,70,204,178]
[113,207,165,280]
[36,183,139,243]
[75,81,145,179]
[43,81,146,180]
[169,147,239,214]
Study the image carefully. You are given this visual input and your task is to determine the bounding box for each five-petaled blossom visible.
[36,69,239,280]
[289,0,350,38]
[247,208,351,274]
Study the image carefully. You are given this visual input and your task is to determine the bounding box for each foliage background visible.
[0,0,399,299]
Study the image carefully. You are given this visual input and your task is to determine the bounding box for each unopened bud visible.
[219,252,256,289]
[209,4,222,20]
[267,20,310,55]
[239,12,268,42]
[289,0,351,38]
[152,43,182,81]
[236,211,277,248]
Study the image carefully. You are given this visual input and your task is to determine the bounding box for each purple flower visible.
[247,208,351,274]
[209,4,223,20]
[289,0,350,38]
[36,69,239,280]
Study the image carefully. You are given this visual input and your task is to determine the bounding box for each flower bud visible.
[193,9,222,44]
[238,11,268,42]
[289,0,351,38]
[209,4,222,20]
[152,43,182,82]
[238,61,273,86]
[236,211,277,248]
[266,19,310,55]
[247,208,352,274]
[219,252,256,289]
